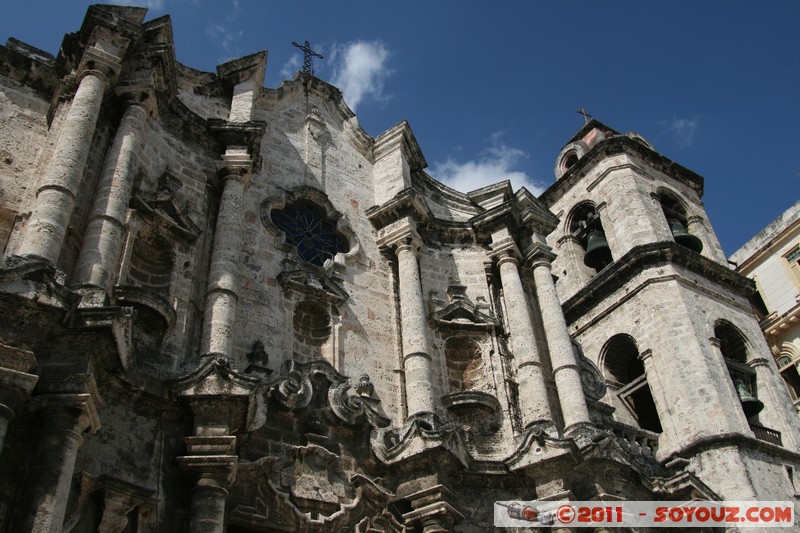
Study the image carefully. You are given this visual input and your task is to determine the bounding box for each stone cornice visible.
[540,135,705,207]
[563,241,755,326]
[373,120,427,171]
[366,188,432,231]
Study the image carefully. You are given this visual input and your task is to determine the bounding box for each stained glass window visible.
[270,201,349,266]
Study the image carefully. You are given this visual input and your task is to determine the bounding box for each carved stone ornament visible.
[272,360,390,429]
[574,342,606,400]
[329,374,390,428]
[230,446,394,531]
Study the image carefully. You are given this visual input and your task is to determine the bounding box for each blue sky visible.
[3,1,799,255]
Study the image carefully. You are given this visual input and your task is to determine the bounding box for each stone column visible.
[394,231,436,422]
[377,217,436,423]
[19,48,119,263]
[178,438,238,533]
[200,149,251,357]
[17,395,99,533]
[494,248,552,429]
[527,246,591,432]
[73,88,154,292]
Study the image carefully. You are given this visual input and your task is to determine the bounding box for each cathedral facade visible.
[0,5,798,532]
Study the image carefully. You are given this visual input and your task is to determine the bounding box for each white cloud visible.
[430,134,547,195]
[113,0,165,9]
[330,41,393,112]
[280,54,302,80]
[205,23,243,61]
[658,116,699,147]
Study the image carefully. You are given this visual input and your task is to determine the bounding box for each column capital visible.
[215,147,253,189]
[0,367,38,413]
[32,392,101,435]
[638,348,654,362]
[401,484,464,532]
[489,229,522,263]
[115,81,157,118]
[77,45,122,87]
[376,216,424,252]
[524,243,557,268]
[177,454,238,490]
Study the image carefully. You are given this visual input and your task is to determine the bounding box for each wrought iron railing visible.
[750,423,782,446]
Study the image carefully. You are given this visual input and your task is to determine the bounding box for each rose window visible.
[270,201,349,266]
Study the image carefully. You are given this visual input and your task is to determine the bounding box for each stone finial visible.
[245,340,272,376]
[355,373,374,397]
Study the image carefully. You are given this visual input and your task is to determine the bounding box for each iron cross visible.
[577,107,592,124]
[292,40,323,76]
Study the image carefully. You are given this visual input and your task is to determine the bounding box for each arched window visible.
[270,200,349,267]
[569,203,612,272]
[658,191,703,253]
[714,321,763,419]
[603,335,662,433]
[777,342,800,407]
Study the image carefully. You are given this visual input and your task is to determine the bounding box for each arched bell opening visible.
[714,320,763,419]
[602,334,662,433]
[569,203,612,272]
[658,191,703,253]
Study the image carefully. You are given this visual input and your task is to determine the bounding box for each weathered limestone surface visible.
[0,6,798,533]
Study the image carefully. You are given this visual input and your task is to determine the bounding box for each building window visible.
[785,245,800,286]
[270,200,349,267]
[602,335,662,433]
[777,343,800,411]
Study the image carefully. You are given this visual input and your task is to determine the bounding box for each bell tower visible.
[540,118,800,503]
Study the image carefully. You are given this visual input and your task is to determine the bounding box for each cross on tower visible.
[292,40,324,76]
[577,107,592,124]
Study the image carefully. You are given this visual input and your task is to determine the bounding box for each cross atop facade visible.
[577,107,592,124]
[292,40,324,76]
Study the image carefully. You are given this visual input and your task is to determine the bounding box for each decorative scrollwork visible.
[272,369,312,409]
[574,342,606,400]
[329,375,390,428]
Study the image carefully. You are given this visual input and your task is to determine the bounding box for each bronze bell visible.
[669,219,704,253]
[584,229,612,271]
[734,377,764,418]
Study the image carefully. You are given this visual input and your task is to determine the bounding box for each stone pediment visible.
[170,356,260,398]
[131,172,202,241]
[432,301,496,331]
[431,286,496,331]
[278,269,348,304]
